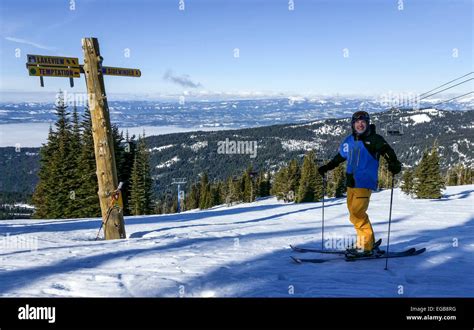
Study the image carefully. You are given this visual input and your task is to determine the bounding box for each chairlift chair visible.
[386,108,404,136]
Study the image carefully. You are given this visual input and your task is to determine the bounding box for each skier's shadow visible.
[130,202,344,239]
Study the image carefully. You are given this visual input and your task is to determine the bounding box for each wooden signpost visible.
[102,66,141,77]
[27,65,81,78]
[25,38,141,240]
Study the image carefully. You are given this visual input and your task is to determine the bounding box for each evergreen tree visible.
[287,159,301,200]
[271,166,289,201]
[446,166,459,186]
[401,168,414,196]
[414,144,445,199]
[32,94,140,219]
[414,150,430,198]
[129,156,142,215]
[455,163,473,186]
[242,167,255,203]
[463,165,473,185]
[333,164,346,198]
[378,156,391,190]
[154,198,164,214]
[75,106,101,218]
[425,145,445,198]
[49,95,70,218]
[65,105,83,217]
[204,183,212,208]
[297,151,322,202]
[326,170,335,198]
[199,172,210,209]
[117,130,137,215]
[171,196,178,213]
[458,164,466,185]
[226,176,241,205]
[211,182,223,206]
[129,135,153,215]
[256,171,271,197]
[263,171,272,197]
[32,125,56,218]
[187,182,201,209]
[44,91,77,218]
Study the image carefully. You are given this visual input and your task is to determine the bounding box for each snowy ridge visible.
[155,156,180,169]
[150,144,174,152]
[0,185,473,297]
[187,141,208,152]
[280,139,321,151]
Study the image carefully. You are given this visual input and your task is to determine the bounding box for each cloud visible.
[4,37,56,51]
[163,70,202,88]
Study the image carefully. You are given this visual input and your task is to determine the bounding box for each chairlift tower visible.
[171,178,187,213]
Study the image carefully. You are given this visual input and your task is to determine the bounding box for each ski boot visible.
[345,246,385,258]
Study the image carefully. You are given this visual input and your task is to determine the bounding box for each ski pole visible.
[384,175,395,270]
[322,174,327,251]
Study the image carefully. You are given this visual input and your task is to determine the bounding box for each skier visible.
[317,110,402,257]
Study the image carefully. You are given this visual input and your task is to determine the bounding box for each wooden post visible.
[82,37,126,240]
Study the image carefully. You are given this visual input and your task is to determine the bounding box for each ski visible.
[290,238,382,254]
[291,247,425,264]
[345,247,425,262]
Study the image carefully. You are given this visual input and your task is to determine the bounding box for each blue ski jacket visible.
[324,124,401,191]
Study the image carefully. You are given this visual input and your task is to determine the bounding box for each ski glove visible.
[318,165,329,176]
[388,162,402,175]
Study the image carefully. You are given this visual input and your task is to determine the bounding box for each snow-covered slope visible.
[1,185,473,297]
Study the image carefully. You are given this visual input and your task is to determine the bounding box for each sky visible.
[0,0,472,101]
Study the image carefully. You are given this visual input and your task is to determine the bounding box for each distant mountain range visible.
[1,108,472,197]
[1,96,472,129]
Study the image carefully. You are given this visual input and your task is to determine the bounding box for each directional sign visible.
[28,65,81,78]
[102,66,141,77]
[27,54,80,67]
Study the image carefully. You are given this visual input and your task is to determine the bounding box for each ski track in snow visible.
[0,185,473,297]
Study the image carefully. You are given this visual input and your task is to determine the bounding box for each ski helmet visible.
[351,110,370,126]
